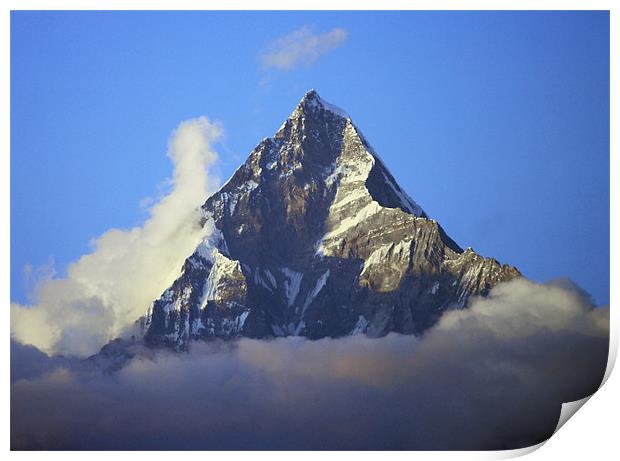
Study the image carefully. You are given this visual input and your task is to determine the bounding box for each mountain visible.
[140,90,520,350]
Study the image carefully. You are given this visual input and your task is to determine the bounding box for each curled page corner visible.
[495,441,546,459]
[602,332,618,385]
[551,334,616,436]
[553,395,592,435]
[494,395,595,460]
[546,321,617,439]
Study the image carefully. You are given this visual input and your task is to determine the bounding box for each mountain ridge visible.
[136,90,520,350]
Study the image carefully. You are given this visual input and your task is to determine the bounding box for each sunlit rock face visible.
[142,90,520,350]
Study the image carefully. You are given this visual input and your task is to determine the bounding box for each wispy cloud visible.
[260,26,348,71]
[10,117,222,357]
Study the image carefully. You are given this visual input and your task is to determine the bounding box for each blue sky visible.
[11,11,609,305]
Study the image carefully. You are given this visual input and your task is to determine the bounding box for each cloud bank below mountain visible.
[11,278,609,450]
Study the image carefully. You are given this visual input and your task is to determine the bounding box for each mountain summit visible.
[141,91,520,350]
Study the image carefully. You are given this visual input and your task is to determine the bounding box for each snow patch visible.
[199,250,242,308]
[227,179,259,215]
[191,317,205,335]
[324,162,345,186]
[281,268,303,307]
[300,270,330,315]
[238,310,250,329]
[219,310,250,336]
[330,187,368,210]
[361,240,412,276]
[350,315,370,335]
[264,269,277,288]
[381,171,426,217]
[196,213,229,261]
[305,92,349,119]
[272,324,286,337]
[253,267,277,292]
[294,320,306,336]
[320,200,383,245]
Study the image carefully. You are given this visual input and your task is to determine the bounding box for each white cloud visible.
[260,26,348,71]
[10,117,222,357]
[11,278,609,449]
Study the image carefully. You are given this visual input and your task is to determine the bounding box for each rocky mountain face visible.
[141,90,520,350]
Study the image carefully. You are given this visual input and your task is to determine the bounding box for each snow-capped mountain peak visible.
[137,91,520,351]
[296,89,350,119]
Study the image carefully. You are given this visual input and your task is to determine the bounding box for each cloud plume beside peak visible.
[260,26,348,71]
[11,116,222,357]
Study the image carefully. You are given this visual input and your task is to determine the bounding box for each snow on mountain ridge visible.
[136,90,520,351]
[299,89,350,119]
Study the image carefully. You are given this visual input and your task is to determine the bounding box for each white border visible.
[2,2,616,459]
[0,1,616,10]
